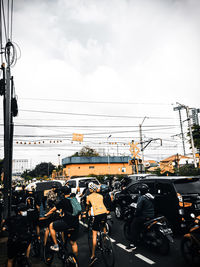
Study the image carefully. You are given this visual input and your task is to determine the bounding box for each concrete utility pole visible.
[175,103,197,168]
[139,116,148,164]
[3,41,13,218]
[185,106,197,168]
[107,135,112,174]
[173,106,186,156]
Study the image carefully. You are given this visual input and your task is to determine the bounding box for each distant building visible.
[12,159,29,175]
[62,156,133,178]
[160,154,194,166]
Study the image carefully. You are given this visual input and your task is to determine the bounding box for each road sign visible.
[72,133,84,142]
[129,141,140,159]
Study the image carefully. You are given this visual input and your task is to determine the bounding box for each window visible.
[155,183,173,195]
[145,182,155,194]
[79,179,99,188]
[89,166,94,169]
[127,184,139,194]
[66,180,76,188]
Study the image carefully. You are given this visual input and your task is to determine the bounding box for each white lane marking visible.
[79,220,155,265]
[135,254,155,265]
[116,243,133,253]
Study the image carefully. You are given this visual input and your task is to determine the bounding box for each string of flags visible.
[15,140,63,145]
[14,140,130,145]
[15,133,130,146]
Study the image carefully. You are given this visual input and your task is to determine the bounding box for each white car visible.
[65,177,100,202]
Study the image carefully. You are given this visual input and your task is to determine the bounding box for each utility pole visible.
[3,41,13,218]
[175,103,197,168]
[185,106,197,168]
[107,135,112,174]
[139,117,148,164]
[173,106,186,156]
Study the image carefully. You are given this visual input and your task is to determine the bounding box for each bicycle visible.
[11,239,31,267]
[30,229,41,258]
[43,228,79,267]
[88,216,115,267]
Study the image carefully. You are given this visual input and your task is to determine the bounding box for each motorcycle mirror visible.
[190,213,195,218]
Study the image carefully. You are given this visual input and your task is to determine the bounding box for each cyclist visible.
[127,183,155,250]
[26,185,41,241]
[86,182,108,266]
[2,203,32,267]
[45,186,79,256]
[47,183,60,209]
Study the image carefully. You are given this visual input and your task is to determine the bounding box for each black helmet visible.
[52,182,59,189]
[138,184,149,195]
[16,203,27,212]
[61,186,71,195]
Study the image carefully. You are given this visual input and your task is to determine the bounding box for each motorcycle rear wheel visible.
[123,222,132,242]
[181,237,200,266]
[156,232,170,255]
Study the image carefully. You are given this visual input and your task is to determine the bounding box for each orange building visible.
[62,156,133,178]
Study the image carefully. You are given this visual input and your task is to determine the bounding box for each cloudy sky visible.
[0,0,200,169]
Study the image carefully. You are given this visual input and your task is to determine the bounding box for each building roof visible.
[160,154,190,163]
[62,156,130,165]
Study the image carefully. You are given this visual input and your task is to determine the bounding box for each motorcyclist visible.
[127,183,155,250]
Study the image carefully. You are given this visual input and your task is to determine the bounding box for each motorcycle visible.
[105,212,113,235]
[123,203,173,255]
[181,213,200,266]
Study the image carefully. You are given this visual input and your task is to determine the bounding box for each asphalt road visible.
[0,213,189,267]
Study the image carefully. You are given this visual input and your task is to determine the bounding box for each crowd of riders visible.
[0,176,196,266]
[0,179,115,266]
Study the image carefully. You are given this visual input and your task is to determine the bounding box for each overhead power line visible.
[4,124,178,128]
[20,109,173,119]
[21,97,172,106]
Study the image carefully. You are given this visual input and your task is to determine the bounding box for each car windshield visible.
[79,179,99,187]
[174,179,200,194]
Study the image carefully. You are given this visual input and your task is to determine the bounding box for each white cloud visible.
[0,0,199,166]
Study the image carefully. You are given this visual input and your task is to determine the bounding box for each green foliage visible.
[71,146,100,157]
[21,162,56,178]
[150,164,200,176]
[0,159,3,175]
[187,125,200,150]
[178,164,200,176]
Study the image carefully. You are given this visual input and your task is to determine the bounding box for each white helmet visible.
[88,182,98,192]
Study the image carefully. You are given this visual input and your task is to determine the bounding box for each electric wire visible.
[20,97,172,106]
[20,109,174,119]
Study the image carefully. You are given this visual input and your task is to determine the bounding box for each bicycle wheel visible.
[63,253,79,267]
[30,238,40,257]
[88,225,93,253]
[43,239,54,266]
[101,233,115,267]
[13,256,32,267]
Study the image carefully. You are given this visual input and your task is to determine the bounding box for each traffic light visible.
[0,79,5,96]
[131,158,136,164]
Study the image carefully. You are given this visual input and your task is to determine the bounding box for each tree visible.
[21,162,56,178]
[71,146,100,157]
[0,159,4,175]
[187,125,200,151]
